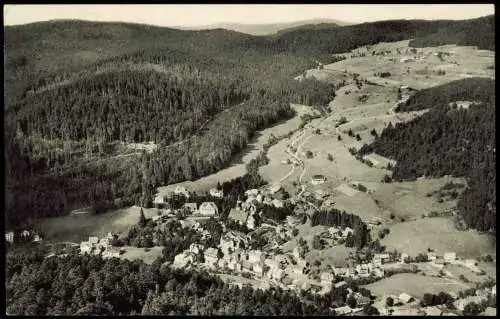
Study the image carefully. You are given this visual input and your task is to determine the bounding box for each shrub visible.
[337,135,342,141]
[327,153,334,161]
[356,134,362,141]
[348,129,354,137]
[305,150,314,158]
[381,174,392,183]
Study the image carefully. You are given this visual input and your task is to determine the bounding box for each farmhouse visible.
[333,306,352,315]
[88,236,99,247]
[209,188,224,198]
[444,252,457,263]
[173,252,195,268]
[247,213,257,230]
[400,56,415,63]
[33,234,42,243]
[248,250,264,264]
[342,227,354,237]
[400,253,409,264]
[21,230,30,238]
[198,202,218,217]
[80,242,92,254]
[183,203,198,214]
[328,226,341,237]
[189,243,204,255]
[424,306,443,316]
[311,175,327,185]
[464,259,477,268]
[427,252,437,261]
[245,189,260,197]
[374,253,390,264]
[5,231,14,244]
[398,292,415,304]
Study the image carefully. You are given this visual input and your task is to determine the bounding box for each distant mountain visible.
[171,18,352,35]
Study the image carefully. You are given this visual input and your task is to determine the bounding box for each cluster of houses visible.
[227,186,285,230]
[79,233,122,258]
[5,230,42,244]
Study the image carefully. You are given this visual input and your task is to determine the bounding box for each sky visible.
[4,4,495,27]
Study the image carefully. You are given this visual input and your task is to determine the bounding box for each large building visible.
[198,202,218,217]
[311,175,327,185]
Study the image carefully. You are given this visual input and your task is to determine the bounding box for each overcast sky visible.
[4,4,495,27]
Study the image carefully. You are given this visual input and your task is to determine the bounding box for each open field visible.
[119,246,164,265]
[306,244,353,268]
[154,104,317,201]
[380,217,496,258]
[364,273,472,300]
[41,205,158,243]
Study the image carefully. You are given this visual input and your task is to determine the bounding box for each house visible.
[189,243,204,255]
[355,295,371,307]
[5,231,14,244]
[342,227,354,237]
[198,202,218,217]
[372,258,382,267]
[333,306,352,315]
[286,215,301,226]
[88,236,99,247]
[247,213,257,230]
[152,215,162,222]
[183,203,198,214]
[204,248,219,265]
[374,253,390,264]
[334,267,349,277]
[400,253,409,264]
[98,238,110,249]
[356,264,372,276]
[328,226,340,237]
[102,246,121,258]
[444,252,457,263]
[256,194,263,203]
[454,296,488,311]
[311,175,327,185]
[248,250,264,264]
[320,272,334,285]
[33,234,42,243]
[269,184,281,194]
[80,242,92,254]
[21,230,30,238]
[464,259,477,268]
[253,263,264,277]
[399,292,415,304]
[427,252,437,261]
[424,306,442,316]
[174,186,190,198]
[209,188,224,198]
[272,199,284,208]
[245,189,260,197]
[173,252,195,268]
[400,56,415,63]
[434,257,445,265]
[218,259,227,269]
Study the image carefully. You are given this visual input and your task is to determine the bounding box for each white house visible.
[272,199,284,208]
[400,253,409,264]
[374,253,390,264]
[209,188,224,198]
[245,189,260,197]
[253,263,264,277]
[400,57,415,63]
[98,238,110,249]
[427,252,437,261]
[5,231,14,244]
[444,252,456,263]
[88,236,99,247]
[33,234,42,243]
[311,175,327,185]
[320,272,334,285]
[454,296,488,311]
[334,306,352,315]
[21,230,30,238]
[102,246,121,258]
[189,243,204,255]
[248,250,264,264]
[204,248,219,265]
[173,252,195,268]
[198,202,218,217]
[228,208,248,226]
[399,292,415,304]
[80,241,92,254]
[464,259,477,268]
[373,268,385,278]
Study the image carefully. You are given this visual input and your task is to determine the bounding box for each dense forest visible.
[360,79,495,232]
[5,248,338,315]
[4,16,495,230]
[395,78,495,113]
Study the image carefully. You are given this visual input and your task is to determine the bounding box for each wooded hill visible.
[4,16,495,230]
[360,78,496,233]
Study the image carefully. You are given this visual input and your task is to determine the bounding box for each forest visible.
[360,79,495,232]
[4,17,495,230]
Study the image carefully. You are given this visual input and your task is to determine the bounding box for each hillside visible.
[409,15,495,51]
[360,78,496,232]
[171,18,350,35]
[4,16,495,230]
[396,77,495,112]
